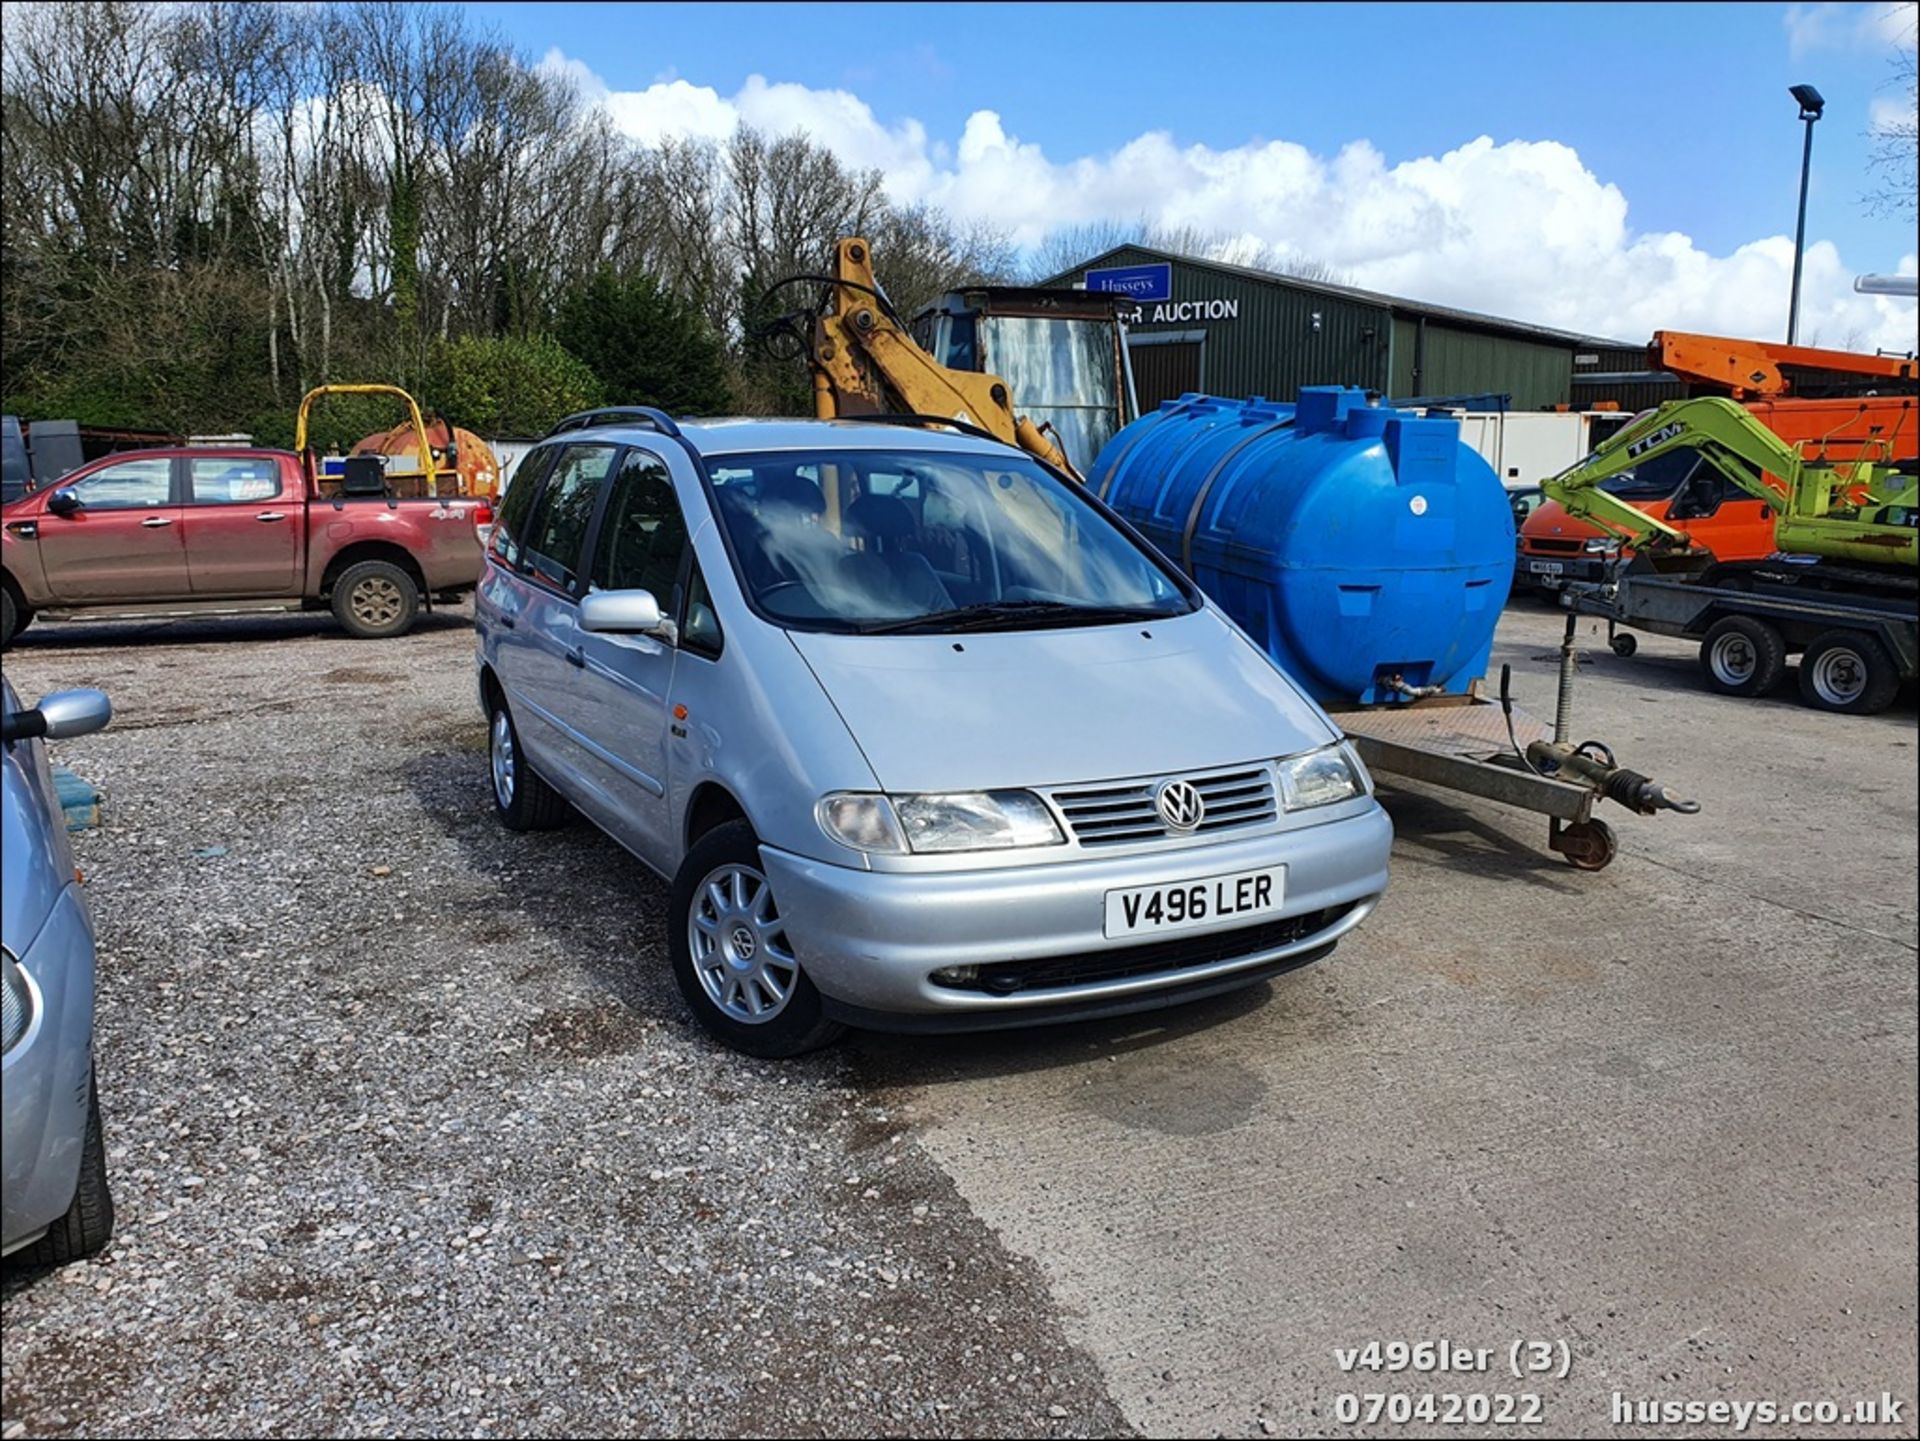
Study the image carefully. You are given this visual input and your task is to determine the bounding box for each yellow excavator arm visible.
[1542,395,1917,571]
[808,238,1082,480]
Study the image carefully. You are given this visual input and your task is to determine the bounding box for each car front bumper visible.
[2,885,98,1256]
[758,803,1392,1025]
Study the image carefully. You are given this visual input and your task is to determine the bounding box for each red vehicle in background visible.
[1518,394,1917,591]
[1,446,490,647]
[2,385,494,647]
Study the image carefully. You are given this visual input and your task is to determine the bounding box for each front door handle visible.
[140,516,173,528]
[565,649,586,669]
[255,511,287,522]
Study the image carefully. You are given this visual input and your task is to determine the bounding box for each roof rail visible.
[545,406,684,439]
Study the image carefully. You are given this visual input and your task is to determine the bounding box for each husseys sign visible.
[1085,263,1241,324]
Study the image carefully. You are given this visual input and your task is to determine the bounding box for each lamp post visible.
[1786,83,1825,346]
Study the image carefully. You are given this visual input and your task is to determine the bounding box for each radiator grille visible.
[1048,765,1277,847]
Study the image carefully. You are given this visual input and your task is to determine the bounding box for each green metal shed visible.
[1045,246,1628,413]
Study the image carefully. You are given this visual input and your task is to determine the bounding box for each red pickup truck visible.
[1,447,489,646]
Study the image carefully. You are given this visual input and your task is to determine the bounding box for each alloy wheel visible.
[687,863,800,1024]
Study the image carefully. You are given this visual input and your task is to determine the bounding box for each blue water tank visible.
[1091,387,1513,707]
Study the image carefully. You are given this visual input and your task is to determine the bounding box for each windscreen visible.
[704,447,1193,634]
[978,316,1123,473]
[1600,447,1703,501]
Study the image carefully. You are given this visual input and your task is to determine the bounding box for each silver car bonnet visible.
[786,607,1339,794]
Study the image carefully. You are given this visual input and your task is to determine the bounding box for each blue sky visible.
[471,1,1919,347]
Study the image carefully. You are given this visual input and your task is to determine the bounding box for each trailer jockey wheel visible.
[1550,817,1618,871]
[1610,633,1638,657]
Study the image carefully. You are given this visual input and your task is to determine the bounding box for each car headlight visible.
[2,948,34,1056]
[1583,537,1619,554]
[818,790,1063,854]
[1276,741,1370,811]
[817,794,908,854]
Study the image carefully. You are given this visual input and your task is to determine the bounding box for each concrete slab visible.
[856,602,1918,1438]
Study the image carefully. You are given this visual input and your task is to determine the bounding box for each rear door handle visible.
[565,649,586,669]
[140,516,173,528]
[497,614,515,630]
[255,511,287,522]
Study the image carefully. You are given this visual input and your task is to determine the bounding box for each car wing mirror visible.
[45,486,80,517]
[1,688,111,744]
[580,589,674,641]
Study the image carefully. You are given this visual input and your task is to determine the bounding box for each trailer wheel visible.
[1697,616,1786,698]
[1551,818,1617,871]
[1609,632,1638,657]
[1797,630,1900,716]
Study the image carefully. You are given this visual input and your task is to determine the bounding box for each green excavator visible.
[1542,395,1917,590]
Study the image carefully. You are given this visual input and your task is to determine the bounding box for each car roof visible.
[551,416,1021,461]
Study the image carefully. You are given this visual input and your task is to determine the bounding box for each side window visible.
[588,449,689,608]
[70,457,172,510]
[187,457,282,504]
[521,443,616,592]
[490,446,552,570]
[489,445,552,571]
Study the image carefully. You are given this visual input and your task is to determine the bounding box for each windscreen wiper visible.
[856,600,1177,636]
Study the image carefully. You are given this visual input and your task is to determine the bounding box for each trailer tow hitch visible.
[1491,612,1700,870]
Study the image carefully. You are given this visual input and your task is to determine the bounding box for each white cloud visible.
[571,61,1920,354]
[1785,0,1917,57]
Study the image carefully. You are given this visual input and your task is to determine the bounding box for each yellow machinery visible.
[1543,395,1918,577]
[294,384,498,499]
[801,238,1084,480]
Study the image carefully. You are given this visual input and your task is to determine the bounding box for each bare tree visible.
[1864,3,1918,222]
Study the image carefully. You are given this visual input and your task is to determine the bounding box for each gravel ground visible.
[0,608,1131,1439]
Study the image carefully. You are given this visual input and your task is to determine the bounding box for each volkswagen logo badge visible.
[1155,778,1205,832]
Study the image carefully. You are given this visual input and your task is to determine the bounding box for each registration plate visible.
[1528,560,1565,575]
[1103,865,1286,940]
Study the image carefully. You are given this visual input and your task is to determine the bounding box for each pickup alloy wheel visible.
[332,559,420,639]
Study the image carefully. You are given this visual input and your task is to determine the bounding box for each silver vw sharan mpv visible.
[474,409,1391,1056]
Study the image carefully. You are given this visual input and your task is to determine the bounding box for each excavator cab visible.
[911,286,1138,475]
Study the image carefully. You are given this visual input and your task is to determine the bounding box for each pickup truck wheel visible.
[1697,616,1785,697]
[332,560,420,639]
[17,1067,114,1267]
[1797,630,1900,716]
[487,698,569,830]
[669,820,844,1059]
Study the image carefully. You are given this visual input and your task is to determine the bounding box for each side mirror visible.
[580,589,672,639]
[46,487,80,517]
[1,688,111,744]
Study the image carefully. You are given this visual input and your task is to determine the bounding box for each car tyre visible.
[0,585,26,649]
[669,820,844,1058]
[487,697,570,831]
[1797,629,1900,716]
[1697,616,1785,697]
[332,559,421,639]
[17,1068,114,1267]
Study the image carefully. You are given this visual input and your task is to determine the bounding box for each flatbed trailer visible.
[1335,613,1700,871]
[1567,574,1917,715]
